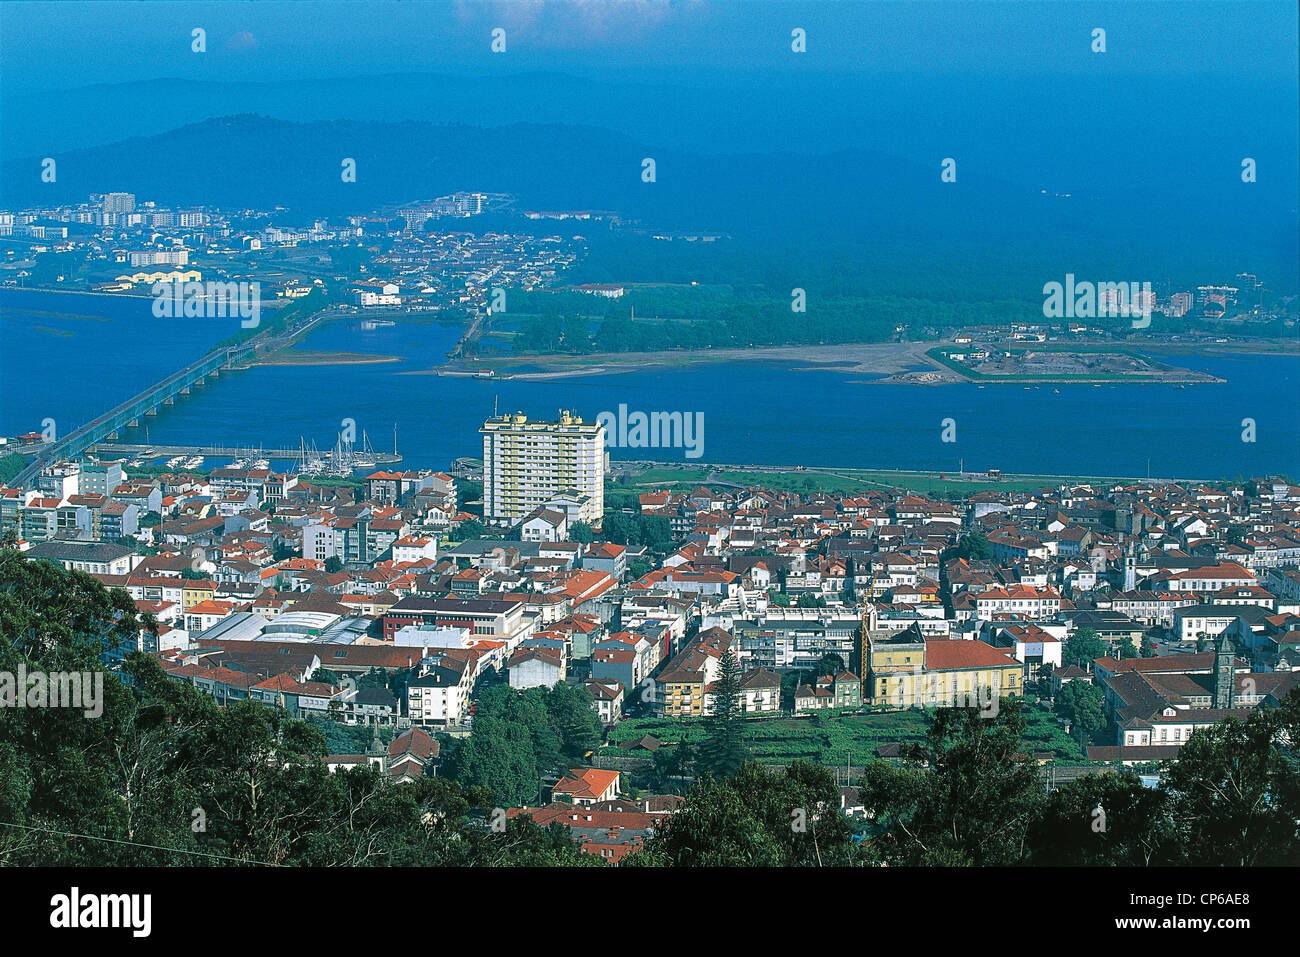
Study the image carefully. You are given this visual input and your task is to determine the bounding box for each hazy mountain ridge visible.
[1,111,1293,284]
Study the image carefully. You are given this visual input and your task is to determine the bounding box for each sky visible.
[0,0,1295,252]
[1,0,1295,92]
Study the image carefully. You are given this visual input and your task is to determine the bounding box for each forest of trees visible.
[443,683,604,807]
[506,294,1042,354]
[493,231,1295,356]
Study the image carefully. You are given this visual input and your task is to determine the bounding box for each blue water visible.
[0,290,228,434]
[2,289,1297,478]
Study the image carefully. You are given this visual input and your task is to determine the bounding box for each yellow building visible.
[659,672,707,717]
[866,624,1022,709]
[865,625,926,702]
[655,630,732,717]
[181,579,216,611]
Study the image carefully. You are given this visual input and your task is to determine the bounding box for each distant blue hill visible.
[1,112,1293,287]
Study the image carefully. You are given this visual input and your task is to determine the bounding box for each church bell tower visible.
[1213,631,1235,710]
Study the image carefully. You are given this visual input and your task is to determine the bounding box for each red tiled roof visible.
[924,640,1020,671]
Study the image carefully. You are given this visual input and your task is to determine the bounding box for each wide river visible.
[2,289,1297,479]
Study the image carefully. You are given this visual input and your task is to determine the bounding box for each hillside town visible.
[0,190,587,316]
[1,191,1286,340]
[3,411,1299,864]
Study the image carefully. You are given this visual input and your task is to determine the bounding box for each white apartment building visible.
[974,585,1062,619]
[407,658,475,727]
[1151,563,1256,593]
[480,411,605,526]
[302,522,337,561]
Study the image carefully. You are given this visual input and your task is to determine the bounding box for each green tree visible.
[814,653,845,676]
[628,558,654,581]
[858,700,1045,865]
[698,648,747,777]
[453,518,488,540]
[956,531,992,561]
[600,512,673,549]
[1026,772,1176,866]
[630,761,864,866]
[650,743,692,794]
[1161,693,1300,866]
[1063,627,1106,669]
[473,685,563,772]
[457,480,483,512]
[472,813,606,867]
[546,682,602,759]
[1054,681,1106,742]
[448,716,539,807]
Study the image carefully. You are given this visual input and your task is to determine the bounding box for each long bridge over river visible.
[11,305,346,488]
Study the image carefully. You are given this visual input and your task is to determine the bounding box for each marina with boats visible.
[88,434,402,475]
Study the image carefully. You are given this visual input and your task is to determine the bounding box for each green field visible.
[620,466,882,494]
[609,464,1164,497]
[609,703,1088,767]
[610,711,930,766]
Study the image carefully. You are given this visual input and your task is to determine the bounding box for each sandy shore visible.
[253,350,401,367]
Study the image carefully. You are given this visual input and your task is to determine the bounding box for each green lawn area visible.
[610,701,1088,767]
[301,475,364,489]
[611,465,1135,497]
[1019,708,1090,762]
[811,469,1119,496]
[617,466,883,495]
